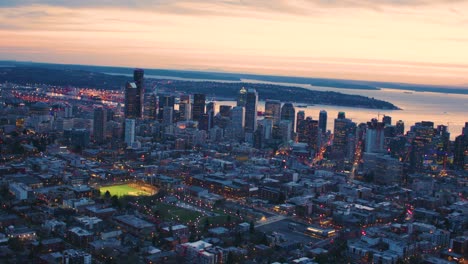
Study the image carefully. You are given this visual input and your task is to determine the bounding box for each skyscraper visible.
[144,93,157,120]
[279,120,292,143]
[333,113,356,155]
[365,118,385,153]
[244,89,258,133]
[219,105,232,118]
[124,69,144,119]
[93,107,107,144]
[396,120,405,135]
[124,119,135,147]
[162,106,174,125]
[124,82,139,119]
[206,102,216,129]
[319,110,327,133]
[192,94,206,123]
[265,100,281,126]
[298,117,320,151]
[296,111,305,141]
[231,106,245,139]
[179,94,192,121]
[382,115,392,126]
[281,103,295,134]
[237,87,247,107]
[157,95,175,123]
[134,68,145,116]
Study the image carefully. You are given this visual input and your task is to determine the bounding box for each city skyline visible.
[1,1,468,86]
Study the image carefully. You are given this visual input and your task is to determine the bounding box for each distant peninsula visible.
[0,65,400,110]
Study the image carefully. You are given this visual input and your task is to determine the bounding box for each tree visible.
[249,221,255,234]
[277,192,286,204]
[226,252,235,264]
[111,195,122,209]
[234,232,242,246]
[8,237,24,252]
[169,225,174,237]
[204,218,210,232]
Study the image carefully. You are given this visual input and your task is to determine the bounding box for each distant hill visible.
[2,60,468,95]
[0,66,399,110]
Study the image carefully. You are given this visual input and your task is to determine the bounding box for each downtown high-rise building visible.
[162,106,174,125]
[244,89,258,133]
[192,94,206,123]
[454,122,468,170]
[237,87,247,107]
[158,95,175,123]
[219,105,232,118]
[298,117,320,151]
[93,107,107,144]
[179,94,192,121]
[365,118,385,153]
[124,82,139,119]
[333,112,356,156]
[206,102,216,130]
[231,106,245,139]
[396,120,405,135]
[125,69,144,119]
[124,118,136,147]
[319,110,327,134]
[144,93,157,120]
[264,100,281,126]
[281,103,295,134]
[382,115,392,126]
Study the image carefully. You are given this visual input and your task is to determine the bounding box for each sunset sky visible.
[1,0,468,85]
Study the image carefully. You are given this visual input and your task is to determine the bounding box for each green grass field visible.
[152,203,203,222]
[100,184,152,198]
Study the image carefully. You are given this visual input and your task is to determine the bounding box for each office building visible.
[231,106,245,139]
[237,87,247,107]
[396,120,405,135]
[206,102,216,129]
[279,120,292,142]
[382,115,392,126]
[244,89,258,133]
[124,82,139,119]
[125,119,135,147]
[265,100,281,126]
[333,113,356,156]
[365,118,385,153]
[143,93,157,120]
[158,95,175,123]
[319,110,327,133]
[219,105,232,118]
[93,107,107,144]
[298,117,320,151]
[163,106,174,125]
[192,94,206,123]
[281,103,295,134]
[296,111,305,135]
[124,69,144,119]
[179,94,192,121]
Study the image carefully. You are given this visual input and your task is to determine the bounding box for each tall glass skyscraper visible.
[125,69,144,119]
[281,103,295,134]
[265,100,281,126]
[244,89,258,133]
[93,107,107,144]
[319,110,327,134]
[192,94,206,123]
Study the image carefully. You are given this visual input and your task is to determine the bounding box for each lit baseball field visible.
[100,184,153,197]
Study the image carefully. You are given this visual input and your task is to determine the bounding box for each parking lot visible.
[256,219,322,245]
